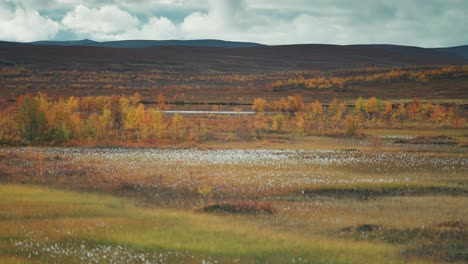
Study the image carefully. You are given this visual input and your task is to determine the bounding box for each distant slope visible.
[0,41,29,47]
[28,39,265,48]
[31,39,98,46]
[0,43,467,72]
[431,45,468,59]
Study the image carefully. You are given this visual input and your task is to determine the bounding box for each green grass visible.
[367,128,468,142]
[0,145,465,263]
[0,184,412,263]
[340,221,467,262]
[290,182,467,198]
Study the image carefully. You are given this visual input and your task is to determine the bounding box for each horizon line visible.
[1,38,467,49]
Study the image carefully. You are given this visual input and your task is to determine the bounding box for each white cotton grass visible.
[1,147,465,195]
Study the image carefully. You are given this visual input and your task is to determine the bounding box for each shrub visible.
[202,201,275,214]
[344,114,361,136]
[17,95,48,143]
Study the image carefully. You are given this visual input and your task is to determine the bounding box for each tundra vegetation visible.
[0,93,465,145]
[0,63,467,263]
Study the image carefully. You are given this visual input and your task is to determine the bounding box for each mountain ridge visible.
[9,39,265,49]
[0,40,467,72]
[0,39,466,56]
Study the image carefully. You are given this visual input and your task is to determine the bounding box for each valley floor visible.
[0,133,466,263]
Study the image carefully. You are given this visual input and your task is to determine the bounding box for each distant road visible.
[163,110,255,115]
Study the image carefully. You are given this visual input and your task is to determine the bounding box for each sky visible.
[0,0,467,47]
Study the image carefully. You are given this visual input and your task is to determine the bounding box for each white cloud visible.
[0,6,59,42]
[1,0,467,46]
[107,16,178,40]
[62,5,139,36]
[180,0,265,41]
[139,16,178,39]
[180,11,217,38]
[61,4,177,41]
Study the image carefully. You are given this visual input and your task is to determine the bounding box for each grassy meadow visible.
[0,184,412,264]
[0,132,466,263]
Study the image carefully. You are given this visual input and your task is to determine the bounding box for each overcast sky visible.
[0,0,467,47]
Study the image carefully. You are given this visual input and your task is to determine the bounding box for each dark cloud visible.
[0,0,467,47]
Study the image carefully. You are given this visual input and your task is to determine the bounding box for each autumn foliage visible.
[0,93,465,144]
[270,66,468,89]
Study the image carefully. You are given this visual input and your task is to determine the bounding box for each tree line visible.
[270,66,468,89]
[0,93,464,144]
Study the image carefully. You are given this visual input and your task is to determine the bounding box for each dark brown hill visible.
[0,43,466,72]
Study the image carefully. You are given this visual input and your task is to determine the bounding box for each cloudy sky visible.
[0,0,467,47]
